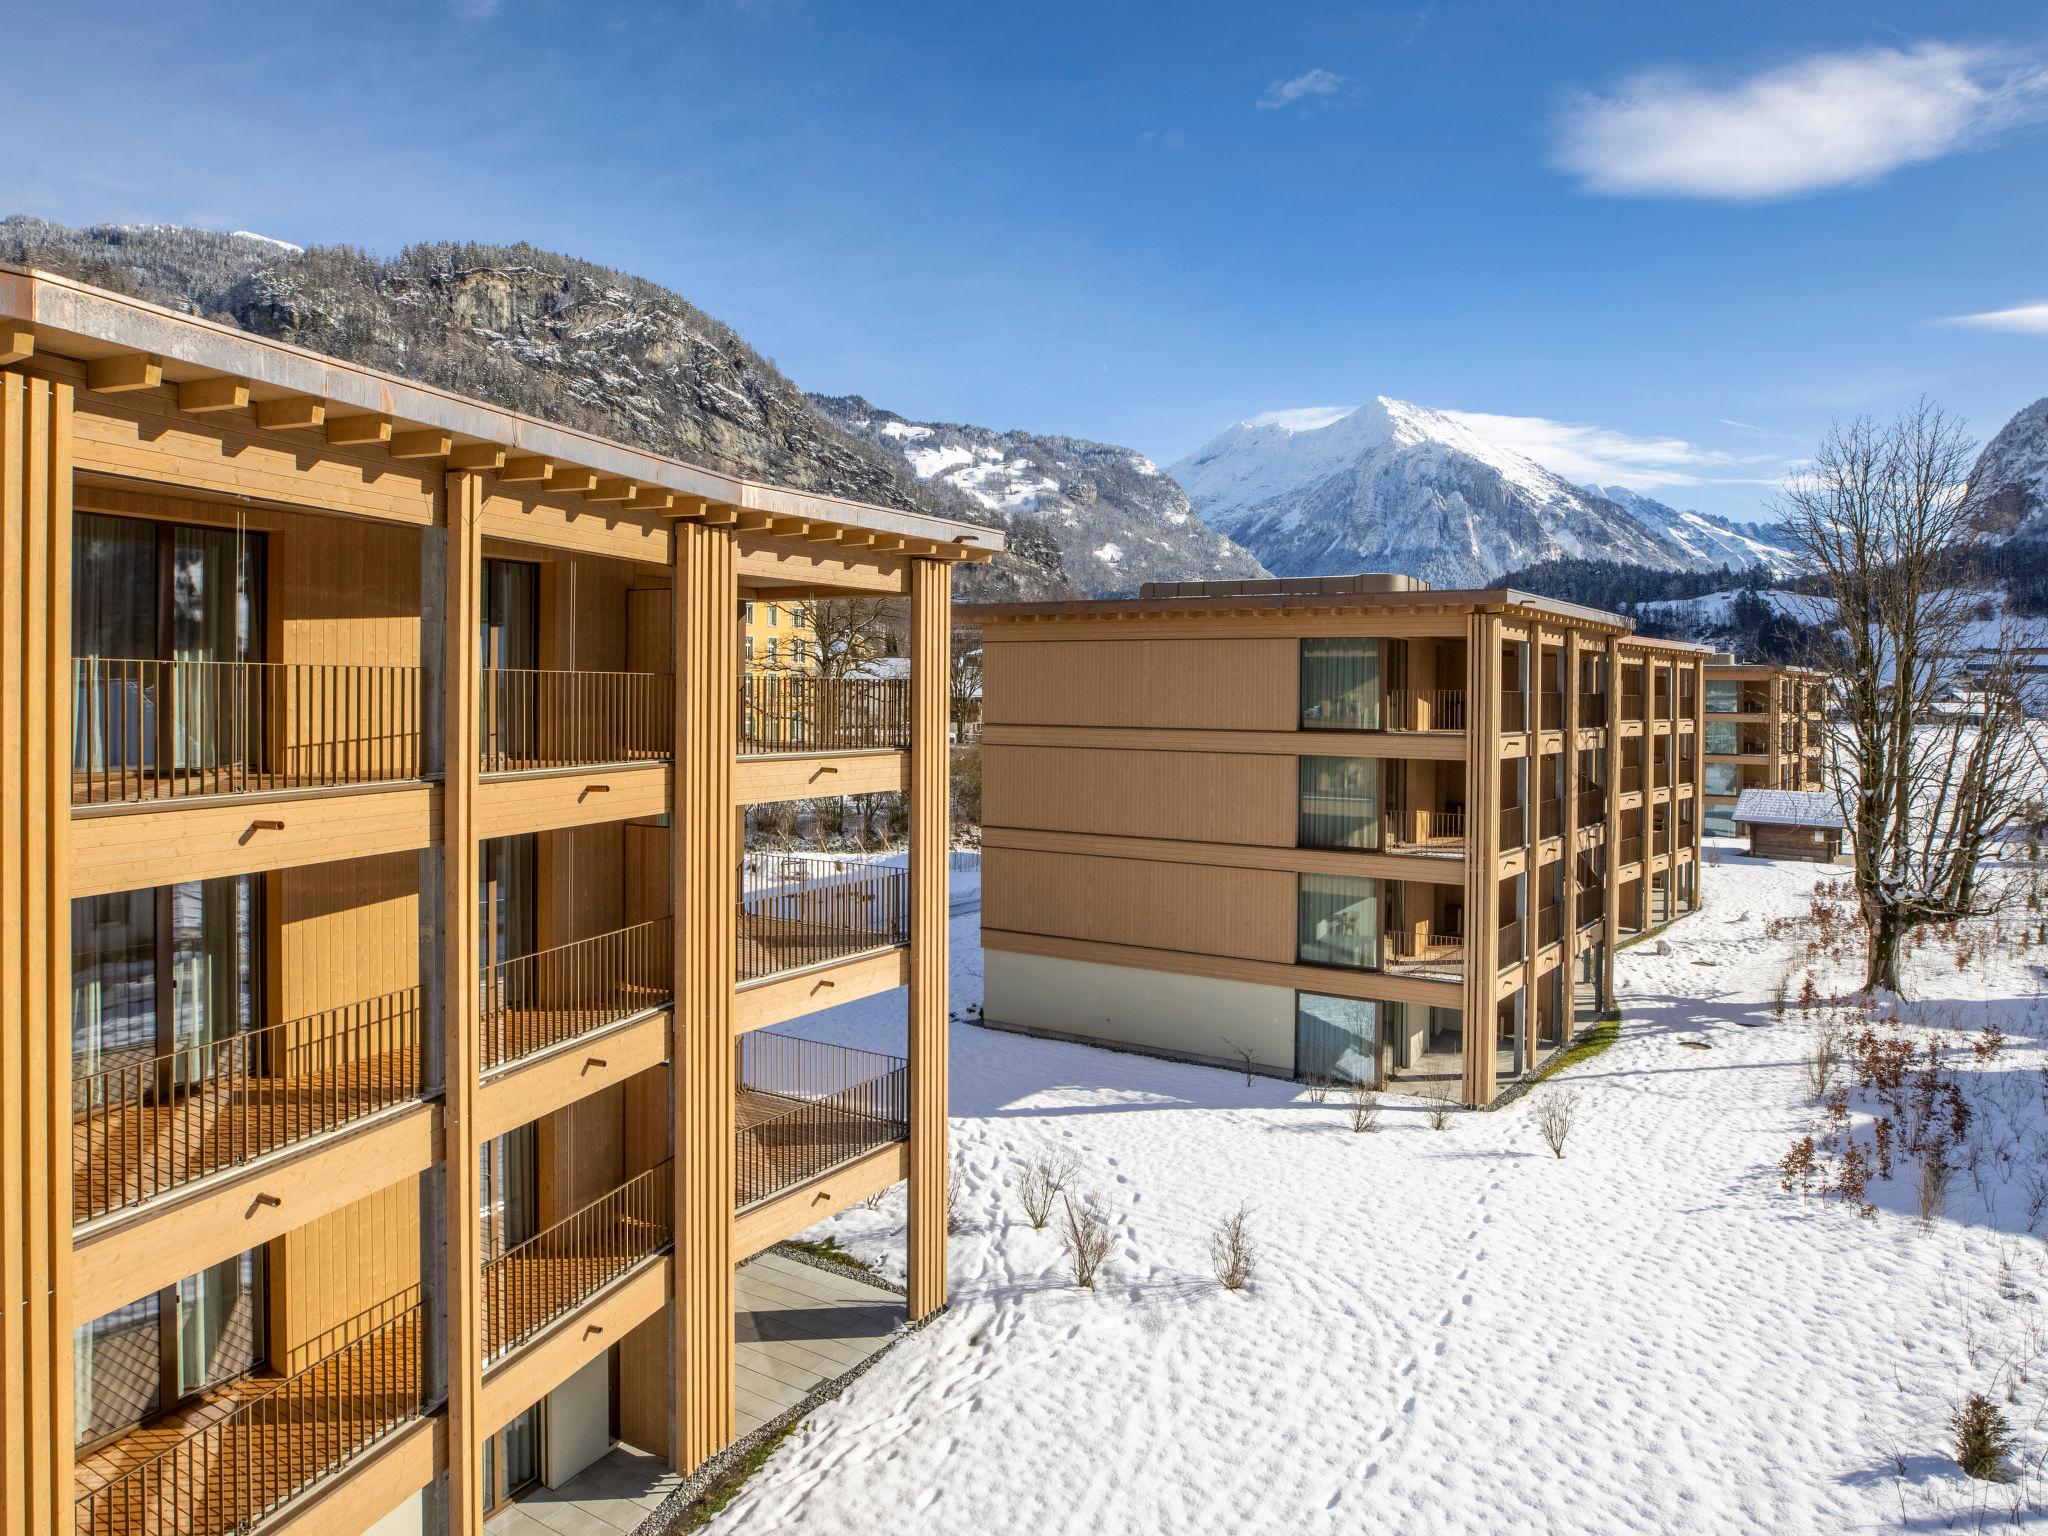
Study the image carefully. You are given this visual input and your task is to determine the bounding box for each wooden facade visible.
[0,265,990,1536]
[1701,661,1826,836]
[967,585,1709,1107]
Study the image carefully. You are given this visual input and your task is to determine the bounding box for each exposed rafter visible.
[86,353,162,393]
[390,429,453,460]
[327,413,393,447]
[177,377,249,414]
[588,477,636,503]
[448,443,505,472]
[500,456,553,483]
[0,325,33,366]
[253,397,326,432]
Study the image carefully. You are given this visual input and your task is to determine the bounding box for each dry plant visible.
[1016,1151,1077,1231]
[1344,1079,1382,1134]
[1060,1193,1113,1289]
[1536,1087,1581,1159]
[1919,1150,1954,1229]
[1208,1203,1256,1292]
[1422,1079,1457,1131]
[946,1166,966,1235]
[1805,1012,1843,1101]
[1300,1072,1332,1105]
[1221,1039,1257,1087]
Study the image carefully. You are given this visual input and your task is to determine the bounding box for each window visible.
[1298,874,1380,969]
[1704,762,1739,796]
[1704,721,1738,756]
[1704,679,1739,714]
[74,1251,266,1448]
[479,1122,539,1262]
[1300,638,1382,731]
[1296,993,1377,1085]
[1298,757,1380,850]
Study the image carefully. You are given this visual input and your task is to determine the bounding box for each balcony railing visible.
[1619,767,1643,795]
[1496,920,1524,968]
[1381,930,1464,978]
[740,673,910,755]
[736,1034,908,1208]
[1539,691,1563,731]
[74,1299,423,1536]
[483,1161,674,1363]
[73,658,422,805]
[1500,691,1527,733]
[73,987,423,1225]
[1537,906,1561,947]
[1620,836,1644,867]
[1620,689,1644,719]
[1383,688,1467,733]
[480,668,671,773]
[1578,693,1608,728]
[1386,809,1465,853]
[1498,804,1525,846]
[480,918,674,1074]
[1576,789,1606,826]
[1538,797,1561,839]
[738,854,909,984]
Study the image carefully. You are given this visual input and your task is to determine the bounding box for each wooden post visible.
[907,559,952,1320]
[442,470,486,1536]
[1690,655,1706,910]
[1462,613,1500,1106]
[1601,638,1622,1010]
[672,521,738,1471]
[1561,631,1580,1019]
[0,371,74,1536]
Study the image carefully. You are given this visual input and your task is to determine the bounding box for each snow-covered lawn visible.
[711,846,2048,1534]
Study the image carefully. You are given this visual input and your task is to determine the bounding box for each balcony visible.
[1496,920,1524,968]
[480,919,674,1074]
[740,673,910,755]
[1381,688,1468,734]
[74,1299,423,1536]
[1385,809,1465,857]
[1579,693,1608,728]
[483,1162,674,1364]
[1539,690,1563,731]
[738,854,909,985]
[1537,905,1561,947]
[73,988,423,1225]
[1538,796,1561,839]
[736,1034,909,1208]
[73,659,422,806]
[1620,835,1644,867]
[1498,804,1525,846]
[1576,788,1606,827]
[1500,690,1527,733]
[1381,929,1464,980]
[480,668,671,773]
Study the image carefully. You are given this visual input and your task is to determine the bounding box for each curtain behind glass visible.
[1295,993,1377,1084]
[1298,874,1380,969]
[1300,638,1381,730]
[175,1249,264,1398]
[168,877,259,1085]
[481,560,541,766]
[170,526,265,775]
[1298,757,1380,850]
[73,1294,161,1446]
[1705,679,1739,714]
[72,514,160,777]
[480,1122,539,1261]
[71,889,157,1102]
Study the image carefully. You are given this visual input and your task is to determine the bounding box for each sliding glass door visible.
[1298,757,1381,850]
[1300,638,1382,731]
[481,559,540,768]
[1297,874,1380,970]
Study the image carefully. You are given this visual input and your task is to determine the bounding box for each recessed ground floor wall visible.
[983,950,1296,1075]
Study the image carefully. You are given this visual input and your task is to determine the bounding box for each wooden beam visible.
[447,443,505,472]
[627,489,677,513]
[733,511,775,533]
[697,504,738,527]
[176,377,249,414]
[252,397,325,432]
[549,467,598,495]
[389,429,452,460]
[955,545,995,564]
[907,558,951,1321]
[326,412,393,447]
[835,529,876,548]
[499,455,553,483]
[0,326,32,366]
[85,352,162,393]
[766,516,810,537]
[588,477,636,503]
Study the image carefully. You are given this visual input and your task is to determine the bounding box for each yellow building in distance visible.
[744,599,818,670]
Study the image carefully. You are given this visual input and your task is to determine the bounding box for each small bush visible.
[1804,1014,1842,1101]
[1060,1193,1113,1288]
[1344,1080,1382,1134]
[1917,1151,1952,1229]
[1016,1151,1076,1231]
[1423,1080,1457,1131]
[1300,1072,1332,1105]
[1536,1087,1581,1159]
[1208,1203,1256,1292]
[1951,1392,2016,1481]
[946,1166,966,1235]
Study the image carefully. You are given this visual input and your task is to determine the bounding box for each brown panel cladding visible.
[983,637,1298,730]
[982,847,1295,963]
[984,745,1297,846]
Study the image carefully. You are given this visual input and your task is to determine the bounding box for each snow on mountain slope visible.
[1969,396,2048,536]
[1586,484,1795,572]
[815,395,1269,595]
[1168,398,1702,586]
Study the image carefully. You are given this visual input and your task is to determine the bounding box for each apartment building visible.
[0,266,992,1536]
[964,576,1708,1107]
[742,599,816,671]
[1701,659,1826,835]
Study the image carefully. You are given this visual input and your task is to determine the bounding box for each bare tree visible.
[1016,1151,1077,1230]
[1208,1204,1257,1291]
[1779,402,2041,993]
[795,596,902,677]
[1535,1087,1581,1158]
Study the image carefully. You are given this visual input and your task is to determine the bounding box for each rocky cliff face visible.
[0,217,1070,599]
[811,395,1268,595]
[1969,396,2048,536]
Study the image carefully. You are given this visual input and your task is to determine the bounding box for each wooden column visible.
[0,371,74,1536]
[1462,613,1500,1106]
[671,520,738,1472]
[1560,631,1580,1011]
[907,559,952,1320]
[1601,638,1623,1010]
[1690,656,1706,909]
[442,470,486,1536]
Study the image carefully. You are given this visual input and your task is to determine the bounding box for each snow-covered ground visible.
[712,846,2048,1534]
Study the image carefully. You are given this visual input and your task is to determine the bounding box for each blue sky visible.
[9,0,2048,524]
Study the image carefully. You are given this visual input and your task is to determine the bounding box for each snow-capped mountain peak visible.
[1968,397,2048,536]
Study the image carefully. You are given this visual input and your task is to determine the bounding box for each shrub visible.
[1300,1072,1332,1105]
[1951,1392,2016,1481]
[1423,1080,1456,1131]
[946,1166,966,1235]
[1804,1014,1842,1101]
[1918,1151,1952,1229]
[1208,1203,1256,1292]
[1016,1151,1076,1231]
[1536,1087,1581,1159]
[1060,1194,1112,1288]
[1344,1080,1381,1133]
[1780,1135,1818,1198]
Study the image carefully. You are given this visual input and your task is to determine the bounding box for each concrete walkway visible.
[735,1251,904,1437]
[485,1444,680,1536]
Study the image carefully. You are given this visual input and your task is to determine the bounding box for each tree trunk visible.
[1865,904,1904,994]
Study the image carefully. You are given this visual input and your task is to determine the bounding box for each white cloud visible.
[1442,409,1789,492]
[1258,69,1346,111]
[1551,43,2048,200]
[1940,301,2048,338]
[449,0,500,18]
[1141,129,1187,150]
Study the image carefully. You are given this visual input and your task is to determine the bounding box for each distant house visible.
[1731,789,1846,862]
